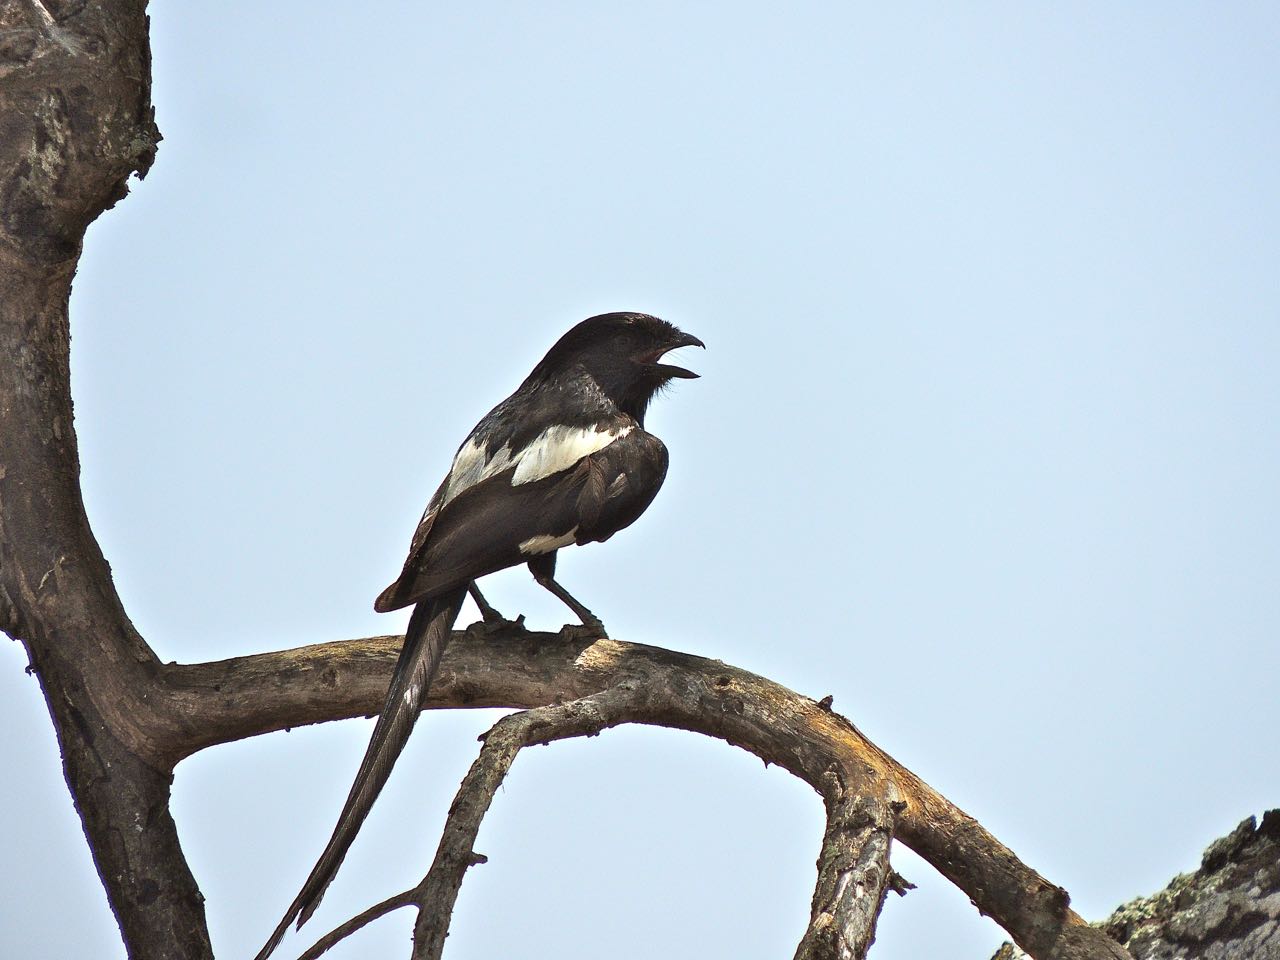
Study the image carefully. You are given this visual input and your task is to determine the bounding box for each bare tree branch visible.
[410,685,638,960]
[167,623,1127,960]
[288,688,638,960]
[295,890,419,960]
[310,683,900,960]
[794,783,900,960]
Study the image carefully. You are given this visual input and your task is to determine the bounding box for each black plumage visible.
[256,312,703,959]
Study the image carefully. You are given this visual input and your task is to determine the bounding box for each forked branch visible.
[296,682,901,960]
[411,686,636,960]
[165,621,1129,960]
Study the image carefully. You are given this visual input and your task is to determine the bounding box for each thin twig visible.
[411,685,639,960]
[294,889,418,960]
[306,686,641,960]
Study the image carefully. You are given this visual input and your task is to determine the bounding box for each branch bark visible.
[794,786,899,960]
[304,683,900,960]
[410,685,639,960]
[992,811,1280,960]
[166,623,1130,960]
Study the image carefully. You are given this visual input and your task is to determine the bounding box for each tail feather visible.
[255,586,467,960]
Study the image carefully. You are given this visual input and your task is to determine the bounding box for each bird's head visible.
[533,312,705,422]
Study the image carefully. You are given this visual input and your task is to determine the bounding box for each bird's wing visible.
[374,421,523,611]
[379,423,668,608]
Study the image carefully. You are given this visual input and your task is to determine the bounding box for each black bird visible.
[256,312,703,958]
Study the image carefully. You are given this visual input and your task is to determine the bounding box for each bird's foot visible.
[467,613,526,640]
[478,605,507,625]
[559,616,608,641]
[467,582,507,624]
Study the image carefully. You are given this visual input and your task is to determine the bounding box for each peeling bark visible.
[794,790,899,960]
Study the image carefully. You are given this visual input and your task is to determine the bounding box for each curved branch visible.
[295,890,418,960]
[288,688,631,960]
[410,685,638,960]
[307,683,899,960]
[166,622,1128,960]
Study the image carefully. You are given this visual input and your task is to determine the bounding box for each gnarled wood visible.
[795,788,899,960]
[300,684,898,960]
[166,623,1129,960]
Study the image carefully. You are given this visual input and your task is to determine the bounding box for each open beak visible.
[648,331,706,379]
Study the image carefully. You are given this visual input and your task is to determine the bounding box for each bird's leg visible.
[526,554,608,637]
[467,581,506,624]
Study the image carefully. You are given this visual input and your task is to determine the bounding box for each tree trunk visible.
[0,3,207,958]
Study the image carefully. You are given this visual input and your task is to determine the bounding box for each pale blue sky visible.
[3,3,1278,958]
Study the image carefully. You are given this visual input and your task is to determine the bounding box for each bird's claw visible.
[467,582,507,624]
[468,613,526,639]
[479,605,507,625]
[559,618,608,641]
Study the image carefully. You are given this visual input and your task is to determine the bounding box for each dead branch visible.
[301,682,898,960]
[164,623,1128,960]
[410,686,638,960]
[794,785,900,960]
[0,3,199,958]
[294,890,419,960]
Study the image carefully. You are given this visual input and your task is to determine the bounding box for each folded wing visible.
[376,425,668,612]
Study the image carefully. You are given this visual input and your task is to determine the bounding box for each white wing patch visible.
[440,438,514,507]
[519,528,580,555]
[511,424,632,486]
[438,424,632,508]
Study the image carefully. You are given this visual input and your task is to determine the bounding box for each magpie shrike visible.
[256,313,703,958]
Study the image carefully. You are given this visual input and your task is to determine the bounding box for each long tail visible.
[255,585,467,960]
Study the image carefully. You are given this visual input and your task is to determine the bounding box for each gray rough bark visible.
[793,789,900,960]
[0,3,203,958]
[992,811,1280,960]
